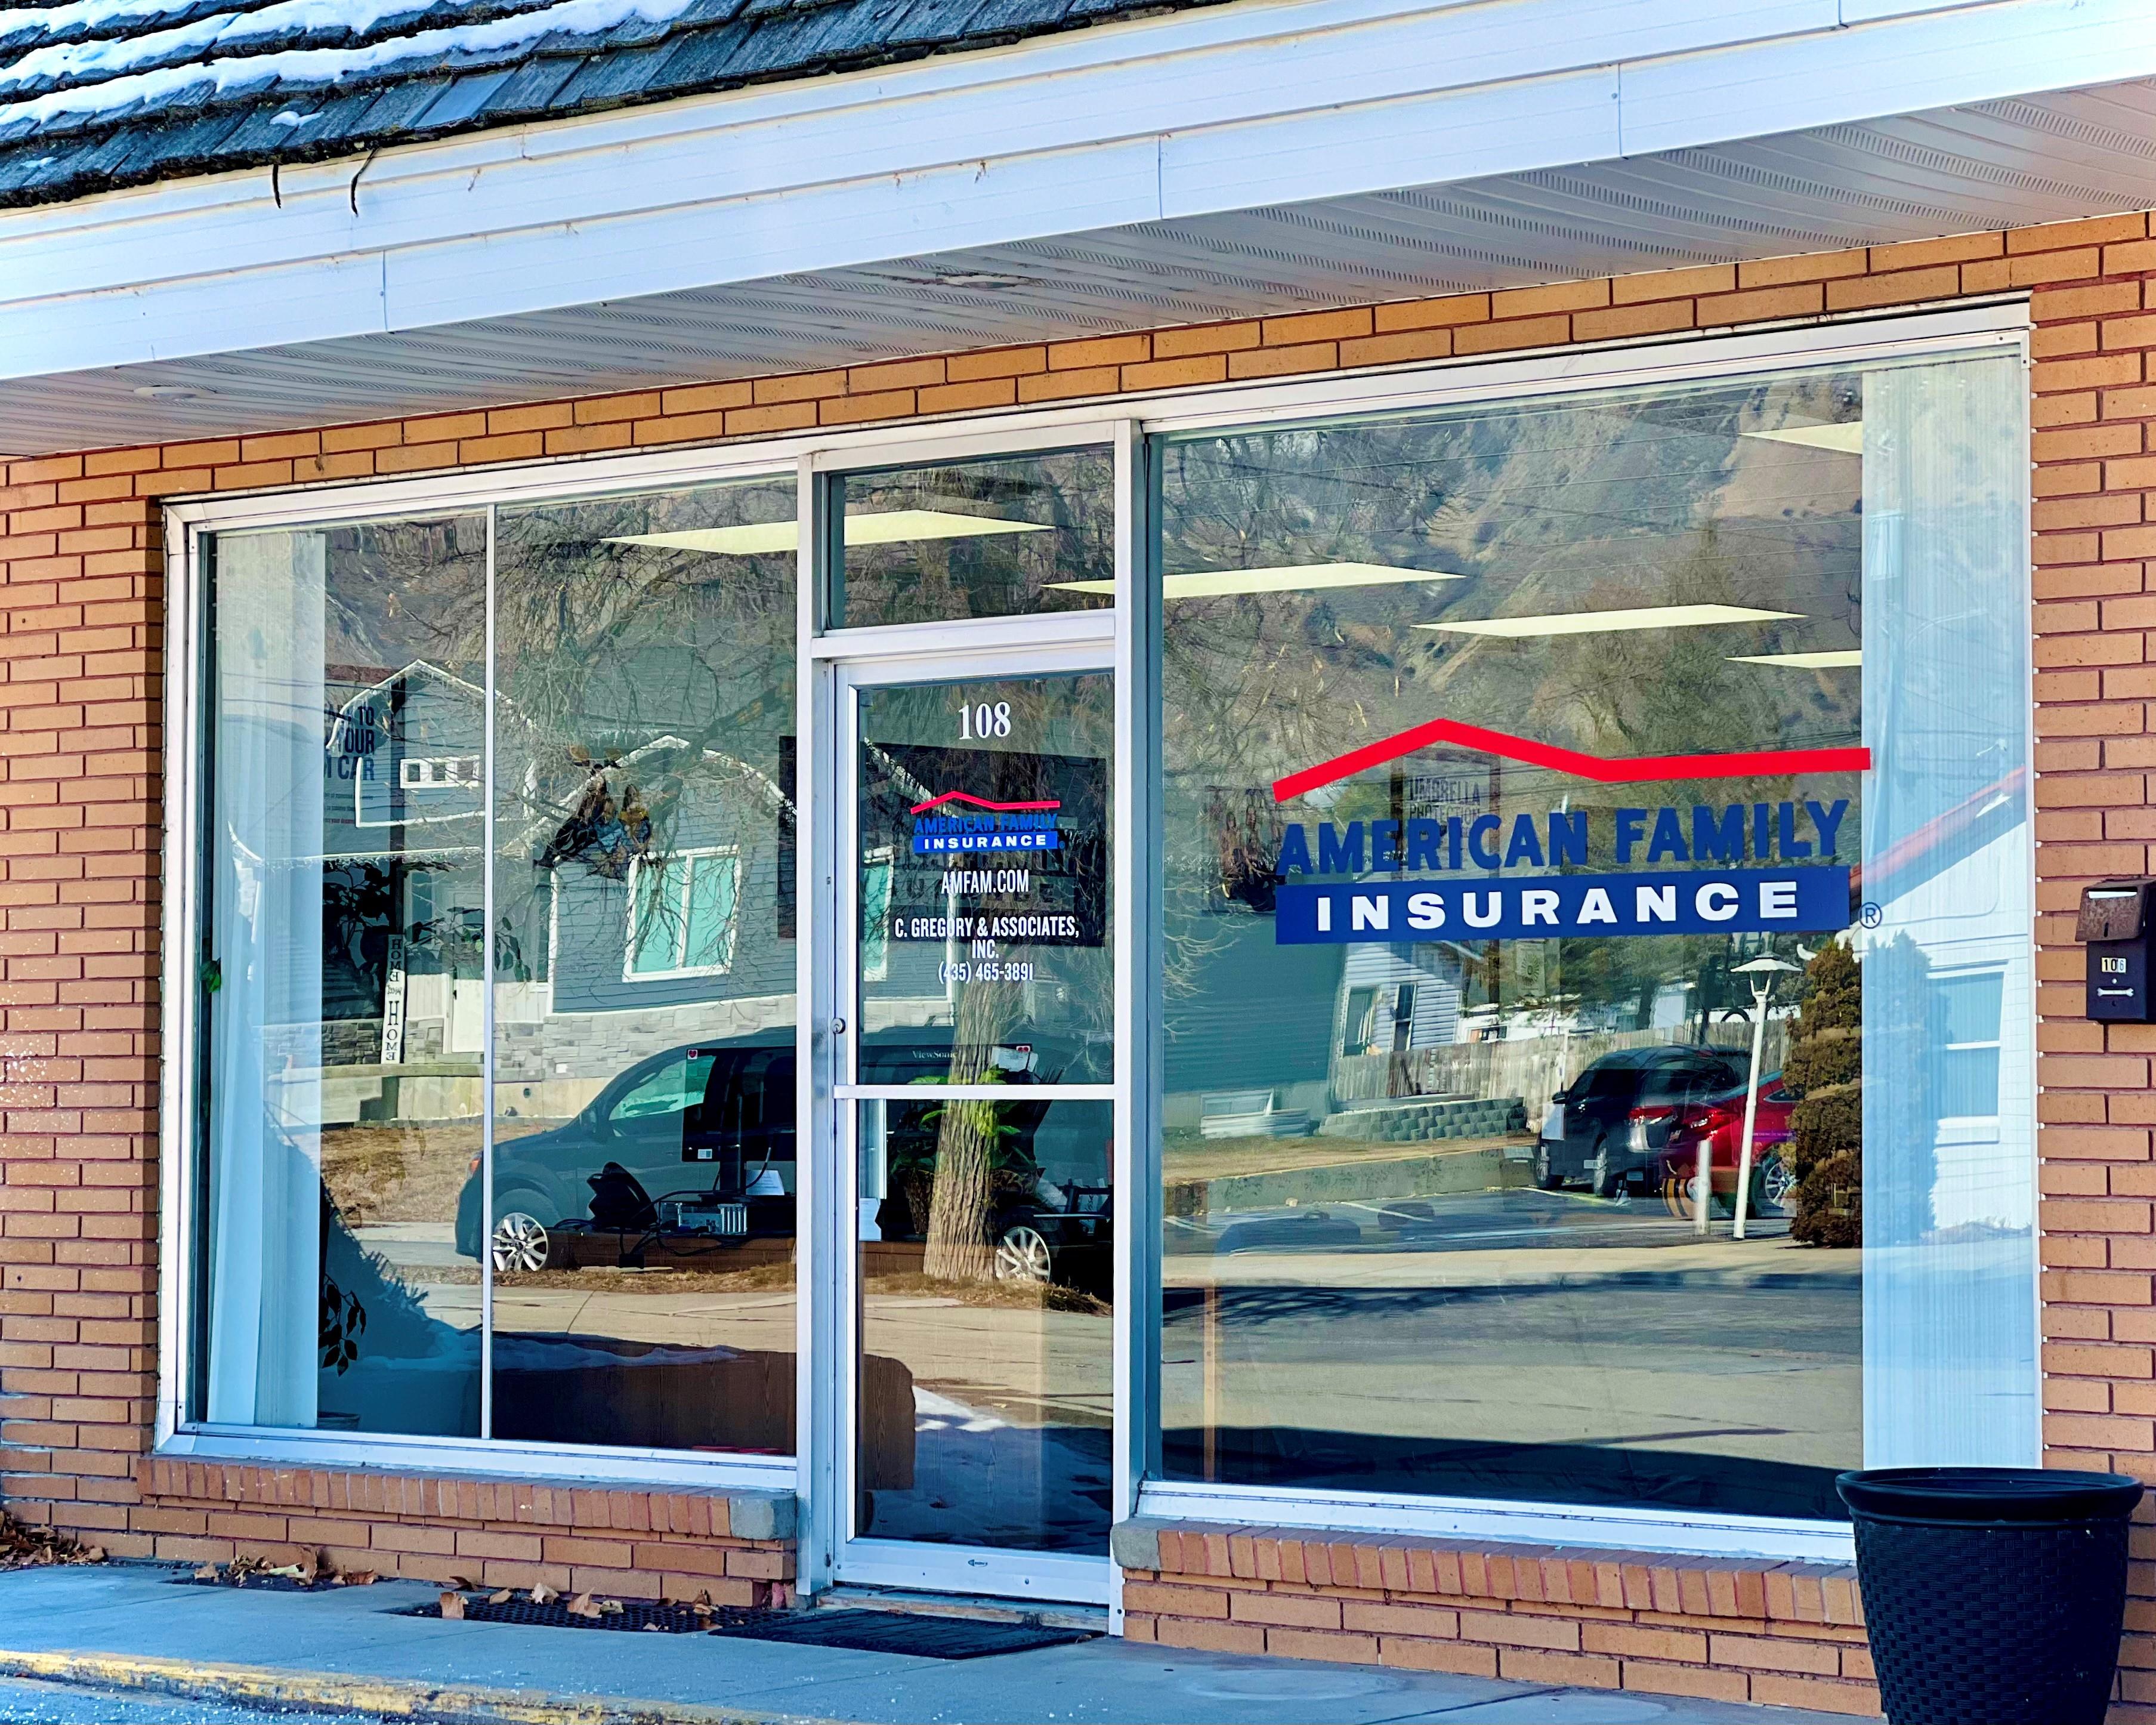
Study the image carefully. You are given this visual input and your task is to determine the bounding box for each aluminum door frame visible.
[823,640,1117,1606]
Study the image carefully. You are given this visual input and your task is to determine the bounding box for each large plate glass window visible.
[488,479,798,1454]
[1154,351,2033,1520]
[194,514,488,1436]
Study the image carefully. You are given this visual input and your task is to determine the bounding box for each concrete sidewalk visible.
[0,1562,1863,1725]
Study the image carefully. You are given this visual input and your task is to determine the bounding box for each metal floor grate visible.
[708,1607,1099,1659]
[406,1597,714,1633]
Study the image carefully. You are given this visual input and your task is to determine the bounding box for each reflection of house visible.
[328,661,486,833]
[318,662,489,1087]
[1338,947,1463,1056]
[526,735,795,1024]
[315,664,799,1122]
[1163,921,1339,1132]
[1864,779,2031,1236]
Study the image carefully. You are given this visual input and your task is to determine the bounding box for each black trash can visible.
[1837,1467,2144,1725]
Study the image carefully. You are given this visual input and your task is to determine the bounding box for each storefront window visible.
[194,480,800,1455]
[197,515,488,1435]
[489,479,798,1453]
[189,335,2033,1530]
[1155,351,2033,1520]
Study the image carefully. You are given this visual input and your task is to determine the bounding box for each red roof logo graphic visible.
[1274,718,1870,803]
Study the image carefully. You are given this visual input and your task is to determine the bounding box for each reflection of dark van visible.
[455,1030,1095,1278]
[1534,1046,1744,1197]
[456,1036,798,1271]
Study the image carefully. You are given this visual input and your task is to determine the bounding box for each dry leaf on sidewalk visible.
[487,1589,512,1604]
[438,1591,467,1621]
[564,1591,600,1619]
[194,1564,220,1582]
[529,1582,558,1605]
[339,1570,377,1587]
[0,1514,108,1573]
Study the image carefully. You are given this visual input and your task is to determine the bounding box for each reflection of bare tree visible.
[490,489,796,948]
[1531,527,1778,757]
[842,455,1112,622]
[922,980,1020,1282]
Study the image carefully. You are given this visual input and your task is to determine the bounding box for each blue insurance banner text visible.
[1275,867,1852,945]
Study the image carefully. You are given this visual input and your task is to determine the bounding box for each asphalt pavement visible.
[1161,1180,1862,1521]
[0,1674,365,1723]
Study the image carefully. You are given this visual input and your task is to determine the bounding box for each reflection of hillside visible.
[1162,375,1864,797]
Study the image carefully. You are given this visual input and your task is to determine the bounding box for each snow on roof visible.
[2,0,699,129]
[0,0,1232,209]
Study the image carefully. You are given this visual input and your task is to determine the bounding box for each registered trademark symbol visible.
[1860,902,1882,928]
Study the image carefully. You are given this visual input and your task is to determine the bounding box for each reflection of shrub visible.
[1786,942,1861,1248]
[1792,1151,1862,1249]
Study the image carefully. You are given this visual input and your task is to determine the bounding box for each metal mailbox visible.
[2080,879,2156,1022]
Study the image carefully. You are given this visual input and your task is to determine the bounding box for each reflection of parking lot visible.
[1169,1181,1793,1258]
[1163,1181,1858,1519]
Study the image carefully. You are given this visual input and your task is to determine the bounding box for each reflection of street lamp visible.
[1727,957,1803,1240]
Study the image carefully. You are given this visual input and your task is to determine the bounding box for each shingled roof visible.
[0,0,1229,210]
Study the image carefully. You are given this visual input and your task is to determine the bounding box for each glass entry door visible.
[835,653,1116,1601]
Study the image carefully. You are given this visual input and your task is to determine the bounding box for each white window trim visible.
[163,1425,795,1493]
[158,300,2033,1572]
[622,845,742,982]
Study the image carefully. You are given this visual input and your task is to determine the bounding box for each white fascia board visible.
[0,0,2140,384]
[1622,0,2156,157]
[0,0,1845,309]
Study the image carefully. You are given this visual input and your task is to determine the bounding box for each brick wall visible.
[134,1459,792,1603]
[4,206,2154,1712]
[1114,1520,1873,1717]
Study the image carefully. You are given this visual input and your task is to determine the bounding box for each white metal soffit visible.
[10,79,2156,452]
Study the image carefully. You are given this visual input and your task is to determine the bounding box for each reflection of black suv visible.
[1534,1046,1744,1198]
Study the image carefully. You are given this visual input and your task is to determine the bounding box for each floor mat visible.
[708,1607,1099,1659]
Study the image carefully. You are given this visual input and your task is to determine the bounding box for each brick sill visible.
[1112,1517,1880,1717]
[129,1458,796,1607]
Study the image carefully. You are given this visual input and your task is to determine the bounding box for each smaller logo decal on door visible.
[909,791,1064,855]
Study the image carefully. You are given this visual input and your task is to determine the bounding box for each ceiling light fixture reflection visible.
[1743,422,1864,455]
[1419,603,1802,640]
[608,508,1052,556]
[1729,649,1862,668]
[1048,562,1466,600]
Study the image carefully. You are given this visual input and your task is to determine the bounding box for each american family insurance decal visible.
[1269,719,1869,947]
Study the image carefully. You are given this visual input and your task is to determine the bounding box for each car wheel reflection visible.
[1590,1137,1623,1199]
[1757,1152,1799,1216]
[993,1222,1055,1284]
[492,1210,551,1274]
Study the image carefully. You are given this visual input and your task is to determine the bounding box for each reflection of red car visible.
[1633,1076,1797,1219]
